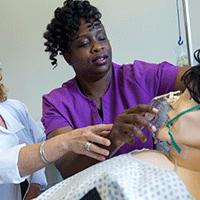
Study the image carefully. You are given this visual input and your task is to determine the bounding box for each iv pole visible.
[182,0,194,66]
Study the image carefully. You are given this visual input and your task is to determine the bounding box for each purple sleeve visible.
[41,94,71,135]
[133,60,180,98]
[155,61,180,96]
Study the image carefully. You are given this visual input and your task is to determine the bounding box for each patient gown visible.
[35,150,194,200]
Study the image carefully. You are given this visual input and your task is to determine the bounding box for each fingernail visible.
[107,141,111,146]
[101,156,106,161]
[105,150,110,156]
[153,108,159,113]
[151,125,157,132]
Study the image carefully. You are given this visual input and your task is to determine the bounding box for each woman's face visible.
[157,89,200,148]
[64,18,112,81]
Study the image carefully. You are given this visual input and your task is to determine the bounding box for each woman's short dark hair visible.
[43,0,102,68]
[0,69,7,102]
[181,49,200,104]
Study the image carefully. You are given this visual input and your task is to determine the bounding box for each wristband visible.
[40,141,51,164]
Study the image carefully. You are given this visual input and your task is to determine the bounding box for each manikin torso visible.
[131,149,200,199]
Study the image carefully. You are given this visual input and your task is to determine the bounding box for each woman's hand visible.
[23,183,40,200]
[65,124,113,161]
[109,104,158,145]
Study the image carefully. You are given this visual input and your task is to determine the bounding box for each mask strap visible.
[166,104,200,153]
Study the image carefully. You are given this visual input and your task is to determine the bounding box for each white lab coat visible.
[0,99,47,200]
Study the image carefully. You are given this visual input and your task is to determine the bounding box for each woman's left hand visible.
[65,124,113,161]
[23,183,40,200]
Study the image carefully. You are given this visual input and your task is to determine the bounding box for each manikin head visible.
[157,51,200,159]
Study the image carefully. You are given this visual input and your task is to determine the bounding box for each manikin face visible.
[157,89,200,148]
[64,18,112,81]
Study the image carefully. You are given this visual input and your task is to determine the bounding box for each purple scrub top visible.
[42,60,179,156]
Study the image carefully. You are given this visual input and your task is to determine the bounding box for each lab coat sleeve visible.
[0,144,29,184]
[31,168,47,191]
[24,105,47,190]
[22,102,45,144]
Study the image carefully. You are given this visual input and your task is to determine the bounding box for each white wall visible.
[0,0,200,122]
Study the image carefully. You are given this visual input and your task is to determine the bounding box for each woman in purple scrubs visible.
[42,0,189,179]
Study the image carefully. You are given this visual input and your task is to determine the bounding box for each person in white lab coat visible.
[0,68,112,200]
[0,98,47,200]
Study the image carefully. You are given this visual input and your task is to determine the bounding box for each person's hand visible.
[23,183,40,200]
[66,124,113,161]
[109,104,158,145]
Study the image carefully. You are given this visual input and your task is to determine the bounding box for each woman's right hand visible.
[109,104,158,146]
[65,124,113,161]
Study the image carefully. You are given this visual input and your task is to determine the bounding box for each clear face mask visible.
[146,90,200,153]
[110,91,181,158]
[166,102,200,153]
[145,90,182,142]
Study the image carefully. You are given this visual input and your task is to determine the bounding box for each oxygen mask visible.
[145,91,182,151]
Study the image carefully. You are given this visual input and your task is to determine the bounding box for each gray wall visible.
[1,0,200,122]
